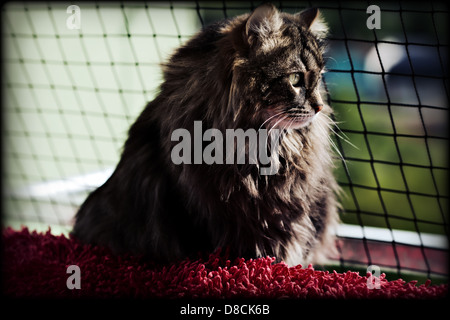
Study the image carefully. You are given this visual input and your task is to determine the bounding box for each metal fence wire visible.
[1,2,448,279]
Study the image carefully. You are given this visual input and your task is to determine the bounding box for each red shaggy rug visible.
[2,228,447,299]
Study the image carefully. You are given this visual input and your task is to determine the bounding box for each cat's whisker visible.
[329,125,356,149]
[285,117,296,132]
[277,117,295,146]
[323,114,347,137]
[268,114,288,136]
[258,110,288,131]
[323,114,358,150]
[317,123,349,172]
[265,114,289,150]
[279,113,293,132]
[324,56,338,69]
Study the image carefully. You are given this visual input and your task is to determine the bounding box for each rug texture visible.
[2,228,447,298]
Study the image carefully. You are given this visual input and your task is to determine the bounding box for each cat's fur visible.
[72,4,340,266]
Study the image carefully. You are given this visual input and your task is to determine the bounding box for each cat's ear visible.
[296,8,328,39]
[245,3,282,45]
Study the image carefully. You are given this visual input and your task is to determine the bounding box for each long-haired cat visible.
[72,4,340,266]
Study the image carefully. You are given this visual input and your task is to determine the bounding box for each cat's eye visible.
[289,73,303,87]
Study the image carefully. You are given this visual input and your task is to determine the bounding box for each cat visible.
[72,3,340,267]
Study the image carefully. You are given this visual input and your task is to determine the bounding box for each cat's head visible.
[228,4,329,131]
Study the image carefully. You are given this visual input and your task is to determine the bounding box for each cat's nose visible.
[312,103,323,113]
[308,93,323,113]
